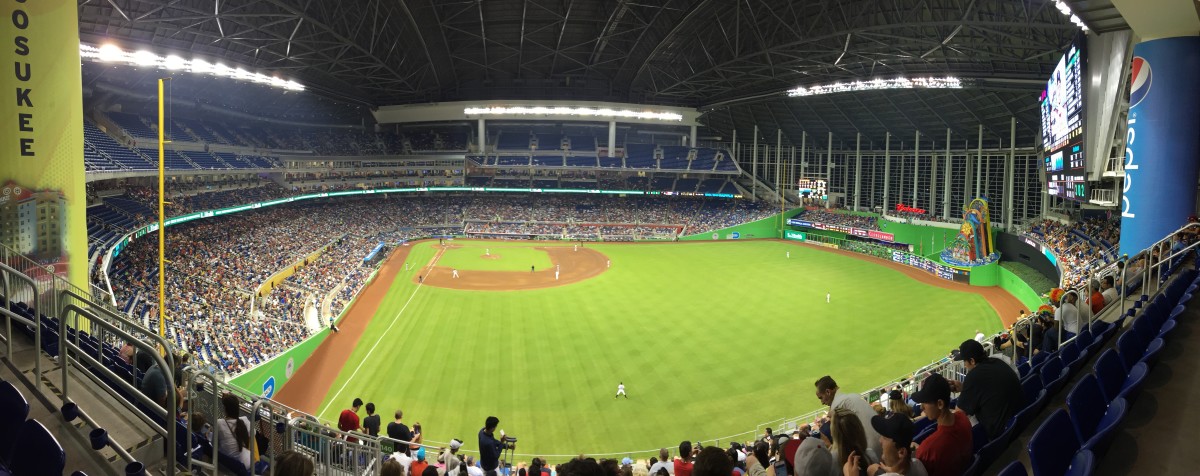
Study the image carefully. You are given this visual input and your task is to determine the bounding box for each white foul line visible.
[316,246,444,418]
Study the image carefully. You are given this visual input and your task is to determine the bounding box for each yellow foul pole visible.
[157,79,166,338]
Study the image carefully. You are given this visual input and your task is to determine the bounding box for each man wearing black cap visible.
[948,339,1023,440]
[867,413,928,476]
[910,373,971,476]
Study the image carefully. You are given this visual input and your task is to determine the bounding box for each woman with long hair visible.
[830,408,876,476]
[216,393,255,469]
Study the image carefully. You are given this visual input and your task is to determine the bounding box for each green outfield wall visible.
[998,266,1045,311]
[967,261,1001,286]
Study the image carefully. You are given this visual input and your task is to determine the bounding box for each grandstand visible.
[6,1,1197,476]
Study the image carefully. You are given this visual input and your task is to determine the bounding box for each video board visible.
[1041,33,1087,201]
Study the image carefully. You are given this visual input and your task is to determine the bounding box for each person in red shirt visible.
[1089,280,1106,315]
[674,440,695,476]
[910,374,971,476]
[339,398,363,441]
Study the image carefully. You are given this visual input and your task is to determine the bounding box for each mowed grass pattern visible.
[314,240,999,457]
[436,243,555,272]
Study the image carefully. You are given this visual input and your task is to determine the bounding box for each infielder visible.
[826,292,831,303]
[555,270,560,280]
[452,269,460,278]
[787,251,791,258]
[615,382,627,398]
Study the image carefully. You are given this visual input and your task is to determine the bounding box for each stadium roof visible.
[79,0,1109,146]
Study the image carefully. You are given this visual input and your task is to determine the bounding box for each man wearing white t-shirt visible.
[815,376,882,458]
[1058,292,1082,339]
[1101,276,1119,305]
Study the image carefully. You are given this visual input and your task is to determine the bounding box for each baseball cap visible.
[417,447,426,461]
[910,373,951,405]
[621,457,633,465]
[449,439,463,450]
[953,339,987,362]
[791,438,836,476]
[781,438,804,469]
[871,413,915,449]
[888,389,903,401]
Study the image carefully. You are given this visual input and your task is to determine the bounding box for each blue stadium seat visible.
[0,381,29,464]
[1116,330,1147,372]
[1099,347,1123,402]
[996,461,1027,476]
[1066,374,1109,443]
[1158,319,1178,341]
[1082,398,1126,454]
[1028,409,1079,476]
[1116,362,1150,406]
[1139,337,1165,369]
[1039,357,1069,396]
[1009,389,1047,436]
[913,423,937,444]
[971,423,990,454]
[10,420,65,476]
[1017,361,1031,379]
[1063,450,1095,476]
[1030,351,1049,369]
[1058,339,1087,375]
[1020,376,1043,411]
[961,455,985,476]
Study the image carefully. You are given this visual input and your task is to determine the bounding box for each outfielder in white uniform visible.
[452,269,460,278]
[826,292,831,303]
[615,382,627,398]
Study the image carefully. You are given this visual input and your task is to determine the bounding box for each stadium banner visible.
[890,251,970,283]
[1119,36,1200,254]
[784,230,807,241]
[785,219,896,242]
[1,0,88,290]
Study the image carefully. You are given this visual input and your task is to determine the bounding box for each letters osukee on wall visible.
[13,0,34,157]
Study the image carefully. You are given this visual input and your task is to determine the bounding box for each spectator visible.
[216,393,255,470]
[440,439,465,476]
[363,402,381,437]
[412,447,430,476]
[791,438,837,476]
[479,416,504,476]
[140,362,169,408]
[381,459,406,476]
[388,410,414,455]
[910,374,971,476]
[649,449,673,476]
[829,408,876,475]
[467,456,485,476]
[949,340,1023,440]
[675,441,695,476]
[693,447,733,476]
[887,390,912,419]
[1088,280,1106,315]
[1058,291,1081,340]
[814,376,883,458]
[275,450,315,476]
[1101,275,1119,305]
[866,414,928,476]
[339,398,363,435]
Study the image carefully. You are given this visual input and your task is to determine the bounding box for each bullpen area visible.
[275,239,1010,456]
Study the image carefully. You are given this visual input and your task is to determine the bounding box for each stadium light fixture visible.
[463,106,683,122]
[1053,0,1089,31]
[79,43,305,91]
[785,77,963,97]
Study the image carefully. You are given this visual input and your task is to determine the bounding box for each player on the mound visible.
[615,382,627,398]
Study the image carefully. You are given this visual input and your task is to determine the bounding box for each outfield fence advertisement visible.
[786,218,896,242]
[890,250,971,283]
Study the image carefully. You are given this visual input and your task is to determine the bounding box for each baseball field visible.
[275,238,1015,457]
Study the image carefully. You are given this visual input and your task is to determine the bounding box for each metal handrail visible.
[0,262,40,382]
[61,303,176,475]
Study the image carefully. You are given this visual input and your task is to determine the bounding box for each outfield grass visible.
[314,240,1000,457]
[436,242,555,272]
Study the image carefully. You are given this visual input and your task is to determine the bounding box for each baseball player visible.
[615,382,627,398]
[452,269,460,278]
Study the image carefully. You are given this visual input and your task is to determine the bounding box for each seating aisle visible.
[1095,292,1200,475]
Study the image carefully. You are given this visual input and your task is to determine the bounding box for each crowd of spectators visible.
[791,209,879,230]
[1024,217,1120,289]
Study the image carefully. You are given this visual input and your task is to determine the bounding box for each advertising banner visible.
[1119,37,1200,254]
[1,0,87,289]
[784,230,806,241]
[785,219,897,243]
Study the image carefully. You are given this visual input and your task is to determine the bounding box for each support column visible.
[731,129,737,161]
[800,131,807,182]
[854,133,862,211]
[930,132,938,215]
[478,118,486,153]
[826,132,833,202]
[607,121,617,157]
[752,125,759,198]
[975,124,983,199]
[883,132,891,210]
[690,125,698,148]
[776,129,783,201]
[943,129,952,220]
[913,130,920,206]
[1005,117,1016,230]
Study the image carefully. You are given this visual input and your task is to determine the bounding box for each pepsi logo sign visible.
[1130,56,1152,109]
